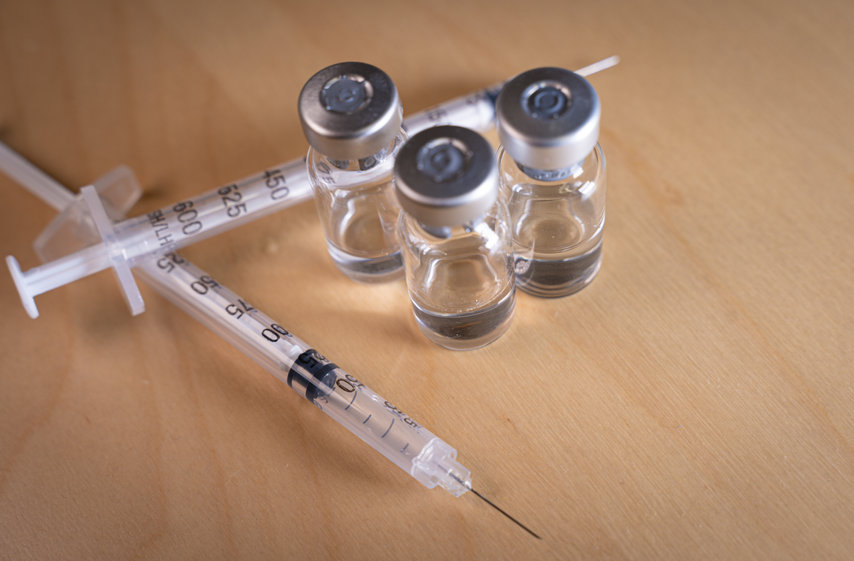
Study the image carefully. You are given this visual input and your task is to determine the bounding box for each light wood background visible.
[1,0,852,559]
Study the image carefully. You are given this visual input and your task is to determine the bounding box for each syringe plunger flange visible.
[4,184,145,319]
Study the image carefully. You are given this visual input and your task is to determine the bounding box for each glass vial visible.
[394,125,515,351]
[298,62,406,282]
[496,67,606,297]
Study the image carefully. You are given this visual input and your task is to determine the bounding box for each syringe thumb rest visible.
[6,256,39,319]
[5,168,146,318]
[411,438,472,497]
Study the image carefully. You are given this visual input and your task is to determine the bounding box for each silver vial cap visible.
[394,126,498,228]
[298,62,402,161]
[496,67,600,171]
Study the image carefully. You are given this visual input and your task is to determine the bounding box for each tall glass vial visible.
[298,62,406,282]
[394,125,515,350]
[496,67,606,297]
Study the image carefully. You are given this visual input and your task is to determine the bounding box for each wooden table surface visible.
[1,0,852,559]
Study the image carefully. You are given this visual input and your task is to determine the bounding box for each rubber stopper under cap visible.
[394,126,498,228]
[496,67,600,170]
[298,62,402,161]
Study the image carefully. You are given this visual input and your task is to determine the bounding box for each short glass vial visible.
[496,67,606,298]
[298,62,406,283]
[394,125,515,351]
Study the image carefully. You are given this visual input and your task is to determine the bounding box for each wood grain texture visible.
[1,0,852,559]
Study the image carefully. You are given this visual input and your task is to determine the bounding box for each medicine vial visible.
[298,62,406,282]
[495,67,606,297]
[394,125,515,350]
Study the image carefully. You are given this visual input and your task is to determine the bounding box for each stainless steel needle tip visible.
[449,473,541,539]
[469,486,542,540]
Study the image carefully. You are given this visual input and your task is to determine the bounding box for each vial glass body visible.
[398,199,516,351]
[308,133,406,283]
[498,144,606,297]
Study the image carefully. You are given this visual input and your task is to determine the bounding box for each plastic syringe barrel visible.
[6,85,501,316]
[137,253,471,496]
[3,141,475,498]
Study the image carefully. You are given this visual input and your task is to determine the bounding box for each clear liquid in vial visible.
[412,284,515,351]
[514,241,602,298]
[326,242,403,283]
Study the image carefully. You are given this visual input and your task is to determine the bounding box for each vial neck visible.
[324,134,402,172]
[420,224,453,238]
[516,160,584,182]
[327,146,388,171]
[417,216,484,239]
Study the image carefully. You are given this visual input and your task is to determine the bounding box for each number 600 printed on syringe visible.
[146,165,296,248]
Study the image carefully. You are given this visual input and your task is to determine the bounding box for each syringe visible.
[6,56,619,319]
[1,146,542,539]
[147,251,539,538]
